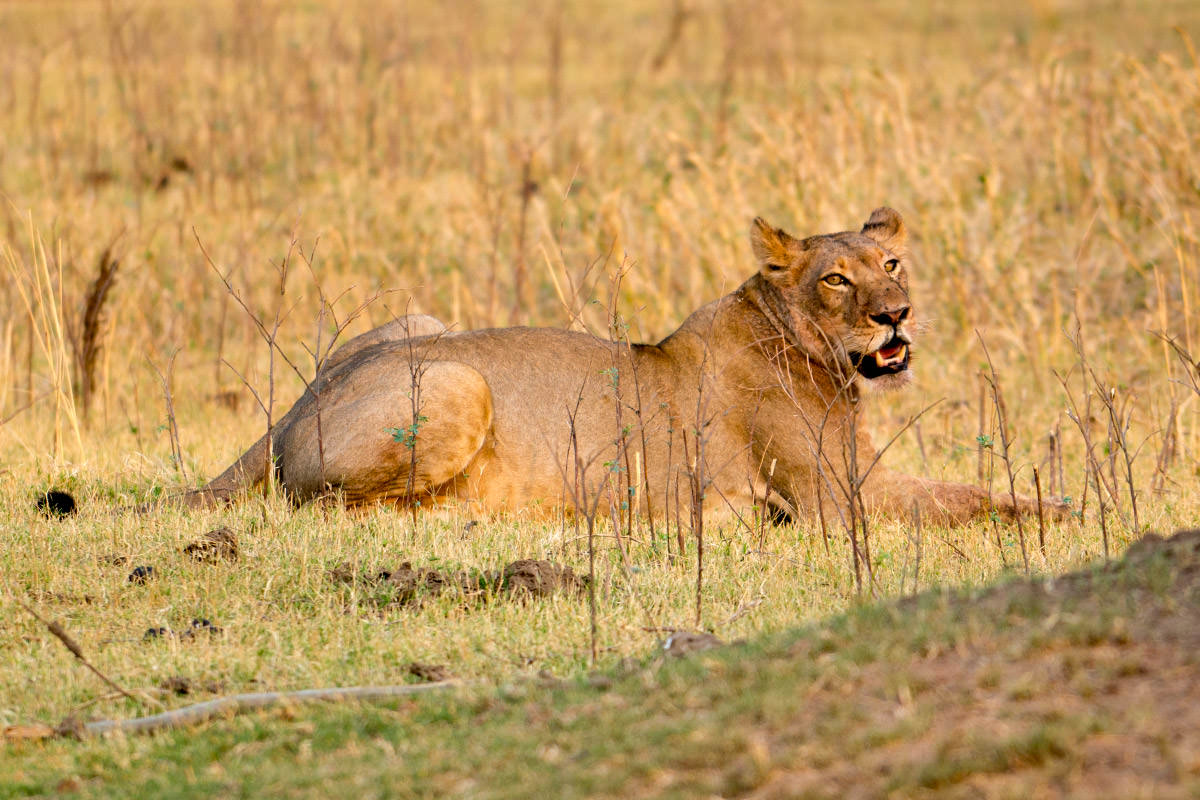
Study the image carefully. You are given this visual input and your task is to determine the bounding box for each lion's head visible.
[750,207,916,391]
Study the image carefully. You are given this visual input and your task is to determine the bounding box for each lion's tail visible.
[178,433,272,509]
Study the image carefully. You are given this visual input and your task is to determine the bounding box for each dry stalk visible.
[1155,332,1200,398]
[1060,319,1137,536]
[3,218,85,461]
[195,229,305,497]
[1150,394,1179,496]
[510,142,539,324]
[1151,332,1197,494]
[977,332,1029,574]
[1033,466,1047,558]
[649,0,691,73]
[977,370,988,485]
[680,322,721,627]
[67,238,121,419]
[901,500,923,598]
[1055,366,1110,560]
[557,381,613,666]
[148,349,185,480]
[393,304,441,531]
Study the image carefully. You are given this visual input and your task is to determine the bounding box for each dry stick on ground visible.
[977,332,1030,574]
[18,601,159,711]
[70,682,465,738]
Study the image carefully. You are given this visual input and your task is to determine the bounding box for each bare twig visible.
[649,0,691,73]
[18,601,156,709]
[977,331,1029,573]
[148,349,185,480]
[1034,466,1047,559]
[903,500,923,597]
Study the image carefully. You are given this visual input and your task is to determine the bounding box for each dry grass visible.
[1,0,1198,749]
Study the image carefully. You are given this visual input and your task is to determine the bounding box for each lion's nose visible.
[870,306,910,327]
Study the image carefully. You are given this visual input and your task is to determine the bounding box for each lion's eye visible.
[822,273,848,287]
[884,259,900,273]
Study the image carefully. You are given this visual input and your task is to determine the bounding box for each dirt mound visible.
[183,527,239,563]
[1122,526,1200,562]
[406,662,452,683]
[327,558,585,608]
[664,528,1200,798]
[497,559,585,597]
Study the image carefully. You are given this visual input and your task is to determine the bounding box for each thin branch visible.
[18,601,158,709]
[74,682,465,737]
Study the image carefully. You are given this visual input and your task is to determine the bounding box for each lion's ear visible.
[860,207,907,251]
[750,217,799,271]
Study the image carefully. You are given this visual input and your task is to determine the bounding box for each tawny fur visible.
[182,209,1058,527]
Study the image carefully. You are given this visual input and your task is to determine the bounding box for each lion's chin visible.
[856,368,913,393]
[851,337,911,383]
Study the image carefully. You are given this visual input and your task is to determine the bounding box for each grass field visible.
[2,0,1199,795]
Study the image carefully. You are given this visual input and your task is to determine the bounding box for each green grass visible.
[5,535,1198,798]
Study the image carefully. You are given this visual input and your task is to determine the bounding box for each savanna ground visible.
[1,0,1198,796]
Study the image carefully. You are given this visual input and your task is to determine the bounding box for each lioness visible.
[183,208,1050,527]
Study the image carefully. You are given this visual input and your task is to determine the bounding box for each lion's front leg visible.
[860,470,1068,528]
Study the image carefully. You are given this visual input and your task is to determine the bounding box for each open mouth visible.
[852,337,910,379]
